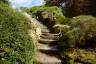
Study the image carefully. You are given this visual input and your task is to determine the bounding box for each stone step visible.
[42,33,59,36]
[37,43,58,51]
[40,35,57,40]
[40,27,48,29]
[39,49,59,57]
[39,38,57,44]
[35,51,62,64]
[41,30,50,33]
[41,29,50,33]
[41,28,50,30]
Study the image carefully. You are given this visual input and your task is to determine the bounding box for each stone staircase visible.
[35,27,62,64]
[23,13,62,64]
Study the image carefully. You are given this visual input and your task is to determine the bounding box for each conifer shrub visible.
[0,1,35,64]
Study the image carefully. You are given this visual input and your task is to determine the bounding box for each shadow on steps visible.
[38,49,65,64]
[39,49,60,59]
[39,39,58,44]
[39,49,59,54]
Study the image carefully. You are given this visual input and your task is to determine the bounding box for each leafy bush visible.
[58,15,96,48]
[69,49,96,64]
[28,6,70,28]
[55,15,71,24]
[29,6,63,21]
[60,49,96,64]
[0,1,35,64]
[30,6,63,17]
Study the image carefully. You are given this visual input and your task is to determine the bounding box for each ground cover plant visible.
[0,0,36,64]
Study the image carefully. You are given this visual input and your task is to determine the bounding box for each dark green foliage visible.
[0,1,35,64]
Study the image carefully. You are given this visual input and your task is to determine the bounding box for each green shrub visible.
[30,6,63,17]
[68,49,96,64]
[28,6,70,27]
[55,15,71,24]
[29,6,63,21]
[58,15,96,48]
[58,15,96,64]
[0,1,35,64]
[60,49,96,64]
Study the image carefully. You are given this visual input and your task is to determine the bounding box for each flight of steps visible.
[35,27,62,64]
[23,13,62,64]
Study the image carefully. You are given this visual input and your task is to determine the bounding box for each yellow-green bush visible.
[60,49,96,64]
[59,15,96,48]
[58,15,96,64]
[27,6,71,28]
[0,1,35,64]
[69,49,96,64]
